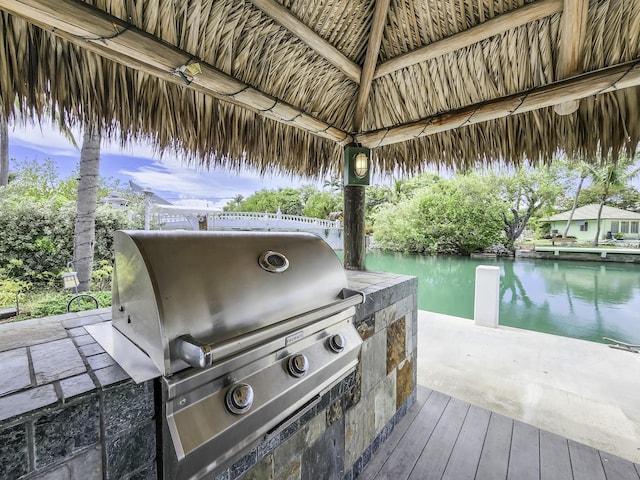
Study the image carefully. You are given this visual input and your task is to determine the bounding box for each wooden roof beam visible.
[357,59,640,148]
[554,0,589,115]
[250,0,361,84]
[373,0,563,79]
[0,0,353,146]
[353,0,390,132]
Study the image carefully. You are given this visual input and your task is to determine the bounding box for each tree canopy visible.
[372,175,506,254]
[222,157,639,255]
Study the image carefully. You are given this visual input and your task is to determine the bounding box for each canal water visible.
[362,251,640,345]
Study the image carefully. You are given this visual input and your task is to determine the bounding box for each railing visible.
[154,211,341,230]
[210,212,340,228]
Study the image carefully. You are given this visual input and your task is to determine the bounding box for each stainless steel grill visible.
[101,230,364,480]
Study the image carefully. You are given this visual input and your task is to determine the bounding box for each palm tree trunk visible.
[563,173,585,237]
[592,195,606,247]
[0,107,9,186]
[73,126,101,292]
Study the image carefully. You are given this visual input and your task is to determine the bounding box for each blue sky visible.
[6,121,329,209]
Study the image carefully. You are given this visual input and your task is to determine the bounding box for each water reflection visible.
[365,251,640,344]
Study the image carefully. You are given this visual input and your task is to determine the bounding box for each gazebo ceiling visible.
[1,0,639,176]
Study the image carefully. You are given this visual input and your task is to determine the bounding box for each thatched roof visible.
[1,0,640,177]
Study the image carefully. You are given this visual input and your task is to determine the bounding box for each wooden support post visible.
[554,0,588,115]
[343,185,366,270]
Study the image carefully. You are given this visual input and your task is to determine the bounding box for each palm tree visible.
[562,162,589,238]
[73,125,101,291]
[0,105,8,186]
[323,174,342,193]
[587,157,640,246]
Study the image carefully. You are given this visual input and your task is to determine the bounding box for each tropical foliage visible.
[0,160,143,287]
[224,185,343,219]
[372,175,505,254]
[487,165,567,246]
[582,158,640,245]
[222,157,639,254]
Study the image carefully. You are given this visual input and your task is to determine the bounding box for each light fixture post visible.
[343,146,371,186]
[343,145,370,270]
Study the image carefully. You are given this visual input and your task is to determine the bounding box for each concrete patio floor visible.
[416,311,640,464]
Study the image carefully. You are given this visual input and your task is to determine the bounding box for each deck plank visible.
[540,430,572,480]
[568,440,607,480]
[599,450,640,480]
[408,397,470,480]
[507,421,539,480]
[475,412,513,480]
[371,389,450,479]
[356,388,639,480]
[357,386,433,480]
[441,404,491,480]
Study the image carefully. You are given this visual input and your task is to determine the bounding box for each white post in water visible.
[474,266,500,328]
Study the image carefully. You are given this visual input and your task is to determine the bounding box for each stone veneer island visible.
[0,271,417,480]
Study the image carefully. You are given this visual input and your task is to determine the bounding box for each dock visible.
[517,245,640,263]
[415,311,640,464]
[359,311,640,479]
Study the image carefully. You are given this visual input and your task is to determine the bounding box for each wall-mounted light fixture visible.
[344,146,371,186]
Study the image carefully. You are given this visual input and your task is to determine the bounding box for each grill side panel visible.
[112,231,168,374]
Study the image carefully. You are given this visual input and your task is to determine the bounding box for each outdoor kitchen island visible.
[0,270,417,480]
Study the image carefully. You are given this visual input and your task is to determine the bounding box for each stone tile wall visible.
[0,311,156,480]
[0,271,417,480]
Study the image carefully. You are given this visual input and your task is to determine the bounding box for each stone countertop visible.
[0,270,416,425]
[0,308,128,424]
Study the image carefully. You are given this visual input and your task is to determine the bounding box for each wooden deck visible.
[359,386,640,480]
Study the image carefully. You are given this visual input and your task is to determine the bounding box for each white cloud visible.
[119,159,313,204]
[10,119,161,160]
[10,122,79,157]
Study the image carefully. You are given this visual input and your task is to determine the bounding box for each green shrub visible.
[27,291,111,318]
[0,199,138,287]
[91,260,113,291]
[0,199,75,286]
[0,268,31,308]
[373,176,506,255]
[0,160,143,288]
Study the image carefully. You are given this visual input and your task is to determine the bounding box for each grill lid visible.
[111,230,357,376]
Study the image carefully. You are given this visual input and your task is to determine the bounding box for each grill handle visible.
[175,335,214,369]
[175,288,365,370]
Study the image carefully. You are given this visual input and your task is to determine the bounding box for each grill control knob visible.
[225,384,254,415]
[328,334,346,353]
[287,354,309,378]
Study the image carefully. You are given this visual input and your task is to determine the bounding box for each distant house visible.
[103,191,129,209]
[540,204,640,241]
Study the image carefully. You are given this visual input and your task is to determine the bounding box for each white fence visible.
[153,211,341,230]
[152,210,343,249]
